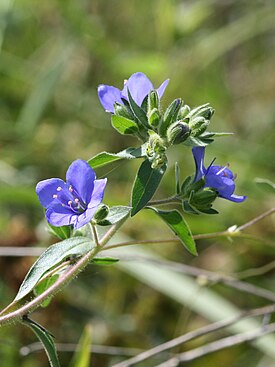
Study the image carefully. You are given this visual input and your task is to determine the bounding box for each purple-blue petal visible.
[36,178,66,208]
[121,72,154,106]
[227,194,247,203]
[46,205,77,227]
[156,79,169,99]
[206,175,235,197]
[74,206,99,229]
[192,147,206,182]
[66,160,96,204]
[88,178,107,209]
[98,85,123,113]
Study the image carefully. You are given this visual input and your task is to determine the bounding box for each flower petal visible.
[88,178,107,209]
[192,147,206,182]
[206,175,235,197]
[227,194,247,203]
[121,72,154,106]
[156,79,169,98]
[74,207,98,229]
[46,205,77,227]
[98,85,123,113]
[66,160,96,204]
[36,178,66,208]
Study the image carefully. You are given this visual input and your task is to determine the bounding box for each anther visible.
[57,186,62,191]
[52,194,58,199]
[74,198,79,203]
[68,200,72,205]
[69,185,73,192]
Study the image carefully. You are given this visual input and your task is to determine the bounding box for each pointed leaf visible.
[127,89,150,128]
[69,324,92,367]
[148,207,197,255]
[131,159,167,216]
[92,257,119,266]
[48,224,72,240]
[184,136,212,147]
[97,206,131,226]
[183,201,199,215]
[175,163,181,194]
[88,145,147,169]
[34,274,59,308]
[14,237,94,301]
[111,115,139,135]
[22,316,60,367]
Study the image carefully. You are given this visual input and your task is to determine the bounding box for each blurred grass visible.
[0,1,275,366]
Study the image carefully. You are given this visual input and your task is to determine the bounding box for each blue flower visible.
[98,72,169,113]
[36,160,107,229]
[192,147,247,203]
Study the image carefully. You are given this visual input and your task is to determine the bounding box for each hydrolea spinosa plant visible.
[0,72,247,366]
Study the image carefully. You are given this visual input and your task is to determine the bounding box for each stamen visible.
[74,198,79,203]
[206,158,216,175]
[216,166,227,176]
[52,194,58,199]
[69,185,73,192]
[57,186,62,191]
[124,79,128,85]
[68,200,72,205]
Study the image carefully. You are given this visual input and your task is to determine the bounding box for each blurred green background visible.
[0,0,275,366]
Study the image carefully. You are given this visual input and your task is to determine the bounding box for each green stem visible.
[147,195,181,206]
[0,219,126,327]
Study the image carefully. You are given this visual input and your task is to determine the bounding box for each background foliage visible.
[0,1,275,366]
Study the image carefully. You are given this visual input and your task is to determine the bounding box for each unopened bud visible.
[148,90,159,111]
[114,103,133,120]
[177,104,191,120]
[94,204,109,222]
[148,107,160,127]
[167,121,190,145]
[159,98,182,136]
[191,188,218,206]
[192,120,209,137]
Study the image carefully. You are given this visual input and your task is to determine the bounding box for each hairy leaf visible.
[97,206,131,226]
[131,159,167,216]
[15,237,94,301]
[148,207,197,255]
[88,145,147,169]
[111,115,139,135]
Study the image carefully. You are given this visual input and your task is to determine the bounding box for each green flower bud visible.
[93,204,109,222]
[189,116,206,130]
[167,121,190,145]
[148,107,160,127]
[192,120,209,137]
[188,103,210,118]
[148,90,159,111]
[177,104,191,120]
[159,98,182,136]
[191,188,218,206]
[114,103,133,120]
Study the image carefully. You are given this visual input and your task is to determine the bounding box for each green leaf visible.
[131,159,167,216]
[97,206,131,226]
[255,178,275,194]
[34,274,59,308]
[183,201,199,215]
[183,136,210,147]
[201,132,234,138]
[180,175,193,196]
[88,145,147,169]
[111,115,139,135]
[175,163,181,194]
[69,324,92,367]
[147,207,197,256]
[14,237,94,301]
[48,224,72,240]
[127,89,150,128]
[92,257,119,265]
[22,316,60,367]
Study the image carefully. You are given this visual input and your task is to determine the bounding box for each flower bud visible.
[167,121,190,145]
[188,103,210,118]
[148,90,159,111]
[192,121,209,137]
[114,103,133,120]
[93,204,109,222]
[159,98,182,136]
[191,188,218,206]
[177,104,191,120]
[148,107,160,127]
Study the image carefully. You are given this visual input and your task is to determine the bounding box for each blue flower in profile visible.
[98,72,169,113]
[36,160,107,229]
[192,147,247,203]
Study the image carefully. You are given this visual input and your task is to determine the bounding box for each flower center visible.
[52,185,86,213]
